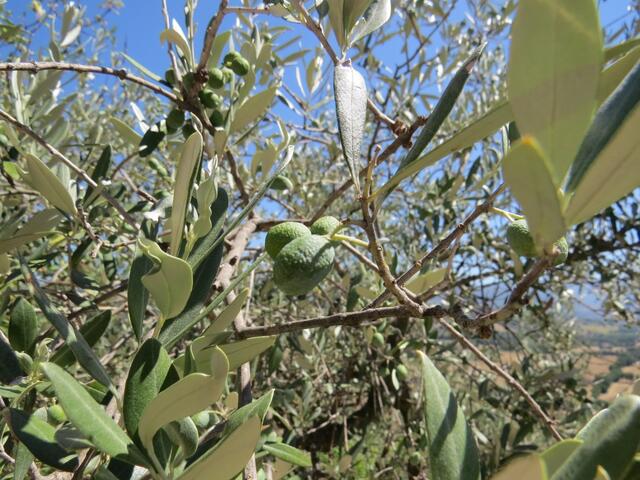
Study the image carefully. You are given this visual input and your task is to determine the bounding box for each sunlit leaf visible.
[24,153,77,215]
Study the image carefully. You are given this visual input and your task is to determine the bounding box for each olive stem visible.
[331,233,369,248]
[491,207,522,221]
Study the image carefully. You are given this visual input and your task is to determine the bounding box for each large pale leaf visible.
[508,0,603,183]
[138,347,229,456]
[502,137,566,251]
[596,46,640,103]
[492,455,547,480]
[230,86,277,134]
[564,104,640,226]
[334,64,367,191]
[41,363,140,463]
[327,0,346,49]
[123,339,172,439]
[342,0,372,35]
[24,153,77,215]
[540,440,582,477]
[170,131,203,255]
[8,408,78,471]
[139,238,193,320]
[552,395,640,480]
[406,268,447,295]
[350,0,391,45]
[374,100,513,198]
[179,416,261,480]
[418,351,480,480]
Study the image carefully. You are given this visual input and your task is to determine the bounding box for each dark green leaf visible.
[139,123,165,158]
[8,408,78,472]
[50,310,111,368]
[9,297,38,354]
[128,243,153,342]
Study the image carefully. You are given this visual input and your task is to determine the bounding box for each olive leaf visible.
[418,351,480,480]
[202,288,250,337]
[160,27,192,66]
[508,0,603,184]
[405,268,447,295]
[50,310,111,368]
[7,408,78,472]
[170,131,203,256]
[349,0,391,46]
[502,137,566,251]
[223,389,274,436]
[540,439,582,477]
[179,416,261,480]
[492,455,547,480]
[127,242,153,342]
[263,443,312,468]
[41,363,143,464]
[219,335,276,371]
[109,117,142,146]
[192,174,218,241]
[138,238,193,320]
[123,339,173,440]
[552,395,640,480]
[373,98,512,200]
[596,46,640,103]
[138,347,229,458]
[0,208,61,254]
[230,86,277,134]
[24,153,77,216]
[334,63,367,192]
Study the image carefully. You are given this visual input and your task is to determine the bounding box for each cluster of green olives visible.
[265,216,342,296]
[506,219,568,265]
[162,51,251,133]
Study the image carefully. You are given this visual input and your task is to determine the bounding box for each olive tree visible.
[0,0,639,479]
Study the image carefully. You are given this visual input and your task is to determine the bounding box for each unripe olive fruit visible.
[223,52,250,76]
[209,109,225,127]
[408,451,422,466]
[182,122,196,139]
[47,404,67,424]
[273,235,335,296]
[166,109,185,132]
[371,332,385,348]
[396,364,409,382]
[506,219,568,265]
[265,221,311,259]
[221,67,234,83]
[182,72,195,90]
[207,67,225,89]
[164,68,176,86]
[191,411,211,429]
[310,216,342,236]
[199,89,222,109]
[269,174,293,191]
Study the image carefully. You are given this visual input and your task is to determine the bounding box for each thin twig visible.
[0,109,139,230]
[0,61,177,102]
[438,318,563,441]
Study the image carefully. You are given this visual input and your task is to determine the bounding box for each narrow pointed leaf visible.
[128,242,152,341]
[418,351,480,480]
[508,0,603,183]
[334,64,367,191]
[170,131,203,255]
[219,336,276,370]
[597,46,640,103]
[223,389,274,436]
[503,137,566,250]
[160,29,192,64]
[23,263,112,388]
[327,0,346,49]
[40,363,140,463]
[263,443,312,468]
[374,100,512,198]
[179,416,261,480]
[50,310,111,368]
[109,117,142,146]
[492,455,547,480]
[203,288,249,337]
